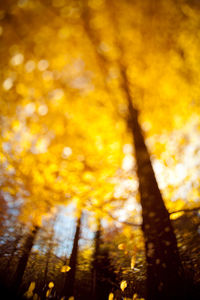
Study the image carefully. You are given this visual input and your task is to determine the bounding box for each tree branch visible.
[169,206,200,215]
[106,211,141,227]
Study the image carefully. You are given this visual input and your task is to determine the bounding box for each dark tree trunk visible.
[41,248,51,300]
[91,220,117,300]
[62,215,82,299]
[44,249,50,283]
[0,193,7,233]
[41,216,56,300]
[12,225,39,294]
[5,230,22,274]
[91,219,101,300]
[120,68,185,300]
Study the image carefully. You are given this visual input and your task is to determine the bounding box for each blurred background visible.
[0,0,200,299]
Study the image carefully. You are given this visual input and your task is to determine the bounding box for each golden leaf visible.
[120,280,127,292]
[46,289,50,297]
[24,281,35,298]
[48,281,54,288]
[108,292,114,300]
[61,265,71,273]
[131,256,136,269]
[118,243,126,250]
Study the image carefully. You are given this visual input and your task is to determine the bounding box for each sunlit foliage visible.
[0,0,200,299]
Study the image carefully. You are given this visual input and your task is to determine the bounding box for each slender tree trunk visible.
[120,67,185,300]
[62,214,82,299]
[44,249,51,283]
[12,225,39,294]
[41,215,57,300]
[5,231,22,274]
[91,219,101,300]
[41,248,51,300]
[0,193,7,233]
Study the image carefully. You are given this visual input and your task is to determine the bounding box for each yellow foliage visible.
[170,212,184,220]
[131,256,136,269]
[118,243,126,250]
[24,281,35,299]
[33,293,39,300]
[120,280,127,292]
[108,292,114,300]
[46,289,51,297]
[12,120,21,131]
[61,265,71,273]
[48,281,54,288]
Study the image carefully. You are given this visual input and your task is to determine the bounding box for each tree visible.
[80,1,186,298]
[126,105,185,299]
[91,219,118,300]
[4,224,23,276]
[0,193,7,233]
[62,212,82,299]
[12,224,39,294]
[91,218,101,300]
[39,213,58,300]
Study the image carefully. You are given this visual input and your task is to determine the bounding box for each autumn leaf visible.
[61,265,71,273]
[24,281,35,299]
[48,281,54,288]
[120,280,127,292]
[108,292,114,300]
[131,256,136,269]
[118,243,126,250]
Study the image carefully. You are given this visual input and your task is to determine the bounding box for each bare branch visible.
[106,211,141,227]
[169,206,200,215]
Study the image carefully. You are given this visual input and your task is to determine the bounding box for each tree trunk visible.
[12,225,39,294]
[91,219,101,300]
[41,215,57,300]
[5,230,22,274]
[0,193,7,233]
[120,67,185,299]
[41,248,51,300]
[62,214,82,299]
